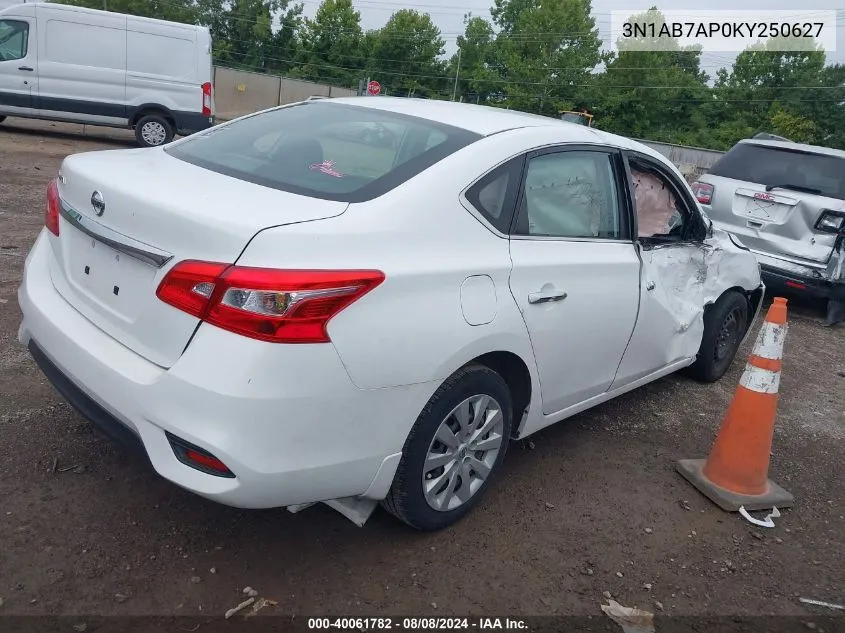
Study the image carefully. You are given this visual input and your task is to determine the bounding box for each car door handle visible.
[528,290,568,304]
[18,66,34,71]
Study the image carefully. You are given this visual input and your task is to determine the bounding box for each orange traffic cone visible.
[677,297,794,512]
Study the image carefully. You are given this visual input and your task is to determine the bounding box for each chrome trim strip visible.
[58,200,174,268]
[748,247,828,271]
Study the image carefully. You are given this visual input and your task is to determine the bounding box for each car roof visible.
[324,97,660,155]
[737,138,845,159]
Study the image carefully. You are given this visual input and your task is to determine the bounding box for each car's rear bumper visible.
[174,112,214,136]
[759,264,845,301]
[732,245,843,301]
[18,231,432,509]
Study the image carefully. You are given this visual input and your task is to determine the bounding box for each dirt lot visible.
[0,119,843,631]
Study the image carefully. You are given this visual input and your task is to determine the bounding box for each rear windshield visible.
[708,142,845,201]
[166,102,481,202]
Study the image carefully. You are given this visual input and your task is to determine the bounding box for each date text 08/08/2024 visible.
[307,618,529,630]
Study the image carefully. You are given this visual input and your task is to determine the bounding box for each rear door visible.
[507,145,641,415]
[0,15,37,116]
[698,142,845,266]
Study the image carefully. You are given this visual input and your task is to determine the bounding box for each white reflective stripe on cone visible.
[739,363,781,394]
[753,322,788,360]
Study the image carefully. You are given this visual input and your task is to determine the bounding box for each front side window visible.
[166,102,481,202]
[630,160,690,240]
[514,150,622,239]
[0,20,28,62]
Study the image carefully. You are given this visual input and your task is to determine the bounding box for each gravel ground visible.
[0,118,843,632]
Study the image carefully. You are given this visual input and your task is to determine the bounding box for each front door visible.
[0,17,37,116]
[507,146,640,415]
[611,153,710,388]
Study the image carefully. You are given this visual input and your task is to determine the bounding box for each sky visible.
[297,0,845,76]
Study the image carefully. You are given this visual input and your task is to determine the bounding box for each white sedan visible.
[18,97,764,531]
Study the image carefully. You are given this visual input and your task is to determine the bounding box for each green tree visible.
[594,7,710,143]
[449,14,499,103]
[296,0,363,86]
[490,0,606,116]
[709,37,827,146]
[368,10,446,98]
[207,0,304,74]
[769,107,818,143]
[803,63,845,148]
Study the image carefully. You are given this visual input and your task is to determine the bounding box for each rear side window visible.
[709,143,845,201]
[166,102,481,202]
[0,19,29,61]
[464,157,523,233]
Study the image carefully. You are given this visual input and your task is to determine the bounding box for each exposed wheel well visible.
[131,107,175,128]
[466,351,532,438]
[705,285,759,323]
[715,285,762,338]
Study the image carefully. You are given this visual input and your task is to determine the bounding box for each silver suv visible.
[692,138,845,325]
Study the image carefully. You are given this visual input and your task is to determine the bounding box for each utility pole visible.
[451,48,461,102]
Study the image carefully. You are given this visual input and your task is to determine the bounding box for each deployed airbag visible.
[632,169,679,237]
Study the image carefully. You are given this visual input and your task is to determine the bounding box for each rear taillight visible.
[201,82,212,117]
[45,178,60,236]
[156,261,385,343]
[815,210,845,234]
[691,181,714,205]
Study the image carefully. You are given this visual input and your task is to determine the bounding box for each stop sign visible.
[367,80,380,96]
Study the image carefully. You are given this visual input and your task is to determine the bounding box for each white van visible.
[0,2,214,146]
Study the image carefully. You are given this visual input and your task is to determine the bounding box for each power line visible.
[215,48,845,91]
[216,63,845,103]
[215,30,843,71]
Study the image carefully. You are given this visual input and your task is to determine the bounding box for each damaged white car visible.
[18,98,764,531]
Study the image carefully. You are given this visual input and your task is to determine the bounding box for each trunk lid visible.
[701,174,841,266]
[48,147,348,368]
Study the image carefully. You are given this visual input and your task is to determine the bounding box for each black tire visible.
[0,115,6,124]
[134,114,174,148]
[685,290,749,382]
[382,364,513,531]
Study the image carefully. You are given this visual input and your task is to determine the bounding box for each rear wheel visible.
[686,290,749,382]
[135,114,174,148]
[382,364,512,531]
